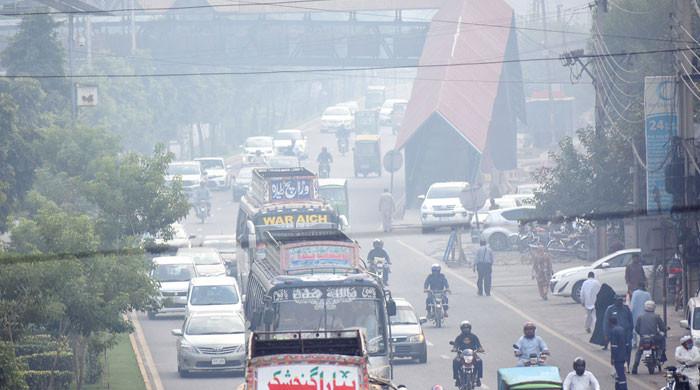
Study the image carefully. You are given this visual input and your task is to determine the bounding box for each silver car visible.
[390,298,428,363]
[172,312,246,377]
[177,247,227,277]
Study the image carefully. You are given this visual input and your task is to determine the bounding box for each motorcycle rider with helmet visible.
[317,147,333,175]
[631,300,667,374]
[452,320,484,387]
[367,239,391,284]
[514,321,550,366]
[424,264,450,318]
[562,357,600,390]
[194,180,211,216]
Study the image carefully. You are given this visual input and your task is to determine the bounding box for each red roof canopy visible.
[396,0,515,152]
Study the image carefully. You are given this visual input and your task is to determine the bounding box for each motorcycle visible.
[337,135,349,156]
[661,366,691,390]
[319,162,330,178]
[513,344,548,366]
[638,334,663,374]
[195,200,208,224]
[370,257,390,285]
[450,342,481,390]
[425,289,448,328]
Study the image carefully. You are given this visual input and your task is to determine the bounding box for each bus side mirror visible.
[387,299,397,316]
[339,215,349,229]
[246,220,257,249]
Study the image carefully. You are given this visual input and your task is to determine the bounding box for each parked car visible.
[166,161,202,193]
[149,256,198,319]
[390,298,428,363]
[185,276,243,318]
[549,249,653,303]
[476,196,527,223]
[419,182,472,233]
[681,297,700,347]
[201,235,237,278]
[172,311,246,377]
[379,99,408,125]
[176,247,227,277]
[321,106,354,133]
[273,129,307,159]
[479,206,535,250]
[242,136,275,164]
[195,157,230,190]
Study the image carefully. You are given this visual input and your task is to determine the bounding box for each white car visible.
[321,106,354,132]
[549,249,653,303]
[419,182,472,233]
[273,129,307,159]
[337,100,359,115]
[149,256,198,319]
[681,297,700,347]
[177,247,227,277]
[146,222,193,253]
[186,276,243,318]
[195,157,230,190]
[379,99,408,125]
[166,161,203,193]
[243,136,275,164]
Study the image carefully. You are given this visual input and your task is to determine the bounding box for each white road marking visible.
[439,354,452,360]
[396,239,655,390]
[450,16,463,58]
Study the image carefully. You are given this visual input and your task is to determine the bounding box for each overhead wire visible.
[591,18,638,76]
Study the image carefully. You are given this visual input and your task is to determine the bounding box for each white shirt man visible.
[563,371,600,390]
[579,272,601,333]
[676,335,700,390]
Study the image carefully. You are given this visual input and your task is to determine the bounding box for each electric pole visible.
[539,0,555,146]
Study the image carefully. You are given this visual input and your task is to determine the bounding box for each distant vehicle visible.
[549,249,653,303]
[148,256,197,319]
[268,155,300,169]
[195,157,230,190]
[516,183,540,195]
[321,106,354,133]
[497,366,562,390]
[419,182,472,233]
[365,85,386,110]
[176,247,227,277]
[201,235,237,278]
[337,100,360,115]
[480,206,536,250]
[166,161,202,193]
[186,276,243,318]
[232,166,257,200]
[390,101,407,134]
[242,136,275,164]
[172,312,246,377]
[476,195,532,223]
[318,178,349,223]
[145,222,193,254]
[390,298,428,363]
[353,135,381,177]
[273,129,307,159]
[379,99,408,125]
[355,109,380,134]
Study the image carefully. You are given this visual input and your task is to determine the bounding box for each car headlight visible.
[180,341,199,353]
[407,334,425,343]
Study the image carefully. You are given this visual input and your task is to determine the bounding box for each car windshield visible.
[318,186,346,202]
[324,107,349,116]
[168,164,199,176]
[177,249,221,265]
[190,285,239,305]
[246,138,272,147]
[427,186,463,199]
[390,307,419,325]
[198,159,224,170]
[186,315,245,335]
[154,264,195,282]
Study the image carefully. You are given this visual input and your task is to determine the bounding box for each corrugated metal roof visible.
[395,0,516,152]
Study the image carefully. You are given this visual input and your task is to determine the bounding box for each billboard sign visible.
[257,364,360,390]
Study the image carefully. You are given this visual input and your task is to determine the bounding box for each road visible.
[135,121,667,390]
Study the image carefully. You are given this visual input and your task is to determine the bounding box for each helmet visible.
[373,239,383,249]
[573,357,586,375]
[523,321,536,331]
[573,357,586,369]
[431,263,441,272]
[460,321,472,331]
[644,300,656,312]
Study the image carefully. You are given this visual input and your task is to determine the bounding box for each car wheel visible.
[418,346,428,364]
[571,280,584,304]
[489,233,509,251]
[178,366,190,378]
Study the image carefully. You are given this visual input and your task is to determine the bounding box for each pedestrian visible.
[609,315,629,390]
[603,295,633,369]
[531,246,553,300]
[563,357,600,390]
[378,188,395,233]
[580,272,601,334]
[629,281,651,347]
[590,283,616,349]
[473,239,494,296]
[624,254,646,298]
[676,335,700,390]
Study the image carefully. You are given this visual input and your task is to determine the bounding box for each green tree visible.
[0,341,27,390]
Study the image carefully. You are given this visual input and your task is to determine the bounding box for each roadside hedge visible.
[23,370,73,390]
[19,352,73,372]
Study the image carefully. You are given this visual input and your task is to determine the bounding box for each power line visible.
[6,46,696,79]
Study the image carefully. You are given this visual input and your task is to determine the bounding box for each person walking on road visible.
[531,246,553,300]
[590,283,616,349]
[625,254,646,298]
[609,315,629,390]
[603,295,634,368]
[378,188,395,233]
[473,240,494,296]
[563,357,600,390]
[580,272,601,334]
[629,281,651,347]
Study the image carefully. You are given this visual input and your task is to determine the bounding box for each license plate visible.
[211,358,226,366]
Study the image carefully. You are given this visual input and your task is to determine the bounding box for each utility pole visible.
[69,14,76,124]
[539,0,555,145]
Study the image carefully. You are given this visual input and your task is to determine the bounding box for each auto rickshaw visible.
[497,366,562,390]
[390,101,407,135]
[355,110,379,134]
[318,178,349,223]
[353,135,382,177]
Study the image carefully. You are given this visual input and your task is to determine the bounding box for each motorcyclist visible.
[367,239,391,284]
[452,320,484,387]
[424,264,450,318]
[631,300,667,374]
[317,147,333,176]
[563,357,600,390]
[514,321,550,366]
[194,180,211,216]
[676,335,700,390]
[336,125,350,152]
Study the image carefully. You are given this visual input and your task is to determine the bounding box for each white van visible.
[186,276,243,318]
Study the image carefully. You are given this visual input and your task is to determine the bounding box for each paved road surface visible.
[135,122,667,390]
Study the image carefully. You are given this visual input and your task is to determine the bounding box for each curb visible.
[127,312,165,390]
